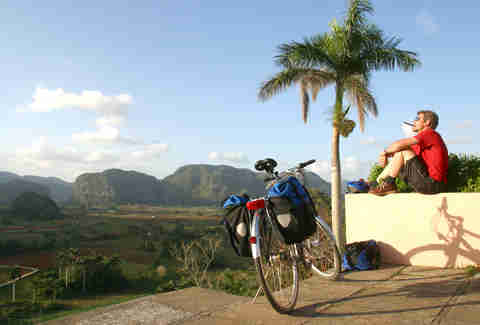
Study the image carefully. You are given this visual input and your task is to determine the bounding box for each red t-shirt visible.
[411,128,448,183]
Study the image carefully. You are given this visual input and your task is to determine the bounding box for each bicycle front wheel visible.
[254,217,299,314]
[304,217,341,279]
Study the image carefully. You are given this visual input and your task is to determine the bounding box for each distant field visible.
[91,205,222,221]
[0,204,235,271]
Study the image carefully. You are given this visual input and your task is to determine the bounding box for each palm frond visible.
[360,30,421,71]
[302,70,336,122]
[303,70,337,91]
[300,79,310,123]
[344,74,377,132]
[274,36,336,70]
[258,68,309,102]
[344,0,374,33]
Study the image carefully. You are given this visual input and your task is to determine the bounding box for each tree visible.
[11,191,62,220]
[258,0,420,250]
[169,236,221,287]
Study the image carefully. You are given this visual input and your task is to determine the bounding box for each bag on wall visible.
[346,179,369,193]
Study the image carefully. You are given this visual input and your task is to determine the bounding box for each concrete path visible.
[41,265,480,325]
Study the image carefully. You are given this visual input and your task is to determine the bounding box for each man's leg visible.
[377,149,416,181]
[371,149,416,196]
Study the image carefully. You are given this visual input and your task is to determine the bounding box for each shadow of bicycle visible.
[380,196,480,268]
[292,276,479,318]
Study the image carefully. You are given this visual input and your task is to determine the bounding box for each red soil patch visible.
[0,248,154,270]
[0,251,56,269]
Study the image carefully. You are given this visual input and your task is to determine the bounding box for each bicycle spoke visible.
[255,220,299,313]
[306,218,340,279]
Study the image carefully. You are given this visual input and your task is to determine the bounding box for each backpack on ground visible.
[221,194,251,257]
[266,176,317,244]
[342,240,381,271]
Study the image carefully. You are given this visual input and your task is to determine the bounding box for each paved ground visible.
[41,265,480,325]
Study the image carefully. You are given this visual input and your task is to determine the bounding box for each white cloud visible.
[416,10,439,35]
[16,137,82,164]
[84,151,118,163]
[131,143,169,159]
[7,137,172,182]
[308,156,374,182]
[15,137,121,165]
[26,87,132,115]
[208,152,249,164]
[360,136,377,145]
[22,87,137,145]
[454,120,473,129]
[446,137,474,145]
[72,125,120,143]
[308,160,330,180]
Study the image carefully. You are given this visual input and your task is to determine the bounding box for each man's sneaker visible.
[368,182,397,196]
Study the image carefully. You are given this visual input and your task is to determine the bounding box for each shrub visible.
[446,153,480,192]
[368,165,412,193]
[367,153,480,193]
[465,265,480,277]
[213,268,258,296]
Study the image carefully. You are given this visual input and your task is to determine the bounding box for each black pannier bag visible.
[266,176,317,244]
[221,194,251,257]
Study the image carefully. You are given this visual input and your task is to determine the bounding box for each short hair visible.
[417,110,439,129]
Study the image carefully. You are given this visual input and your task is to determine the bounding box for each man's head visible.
[413,110,439,132]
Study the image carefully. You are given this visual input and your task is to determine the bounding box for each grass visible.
[465,265,480,277]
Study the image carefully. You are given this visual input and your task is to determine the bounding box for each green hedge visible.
[368,153,480,193]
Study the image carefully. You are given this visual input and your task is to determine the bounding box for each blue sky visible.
[1,0,479,182]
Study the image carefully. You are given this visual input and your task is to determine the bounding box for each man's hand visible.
[378,151,387,168]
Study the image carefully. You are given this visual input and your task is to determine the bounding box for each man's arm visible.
[378,137,418,167]
[384,137,418,156]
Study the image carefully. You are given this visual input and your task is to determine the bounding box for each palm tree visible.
[258,0,420,251]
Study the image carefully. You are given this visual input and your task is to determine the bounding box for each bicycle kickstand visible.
[251,286,264,304]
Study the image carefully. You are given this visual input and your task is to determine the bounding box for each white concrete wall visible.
[345,193,480,268]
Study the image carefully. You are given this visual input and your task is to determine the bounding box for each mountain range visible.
[1,165,332,207]
[0,172,72,204]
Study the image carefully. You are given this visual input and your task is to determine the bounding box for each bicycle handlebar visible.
[255,158,316,180]
[297,159,316,169]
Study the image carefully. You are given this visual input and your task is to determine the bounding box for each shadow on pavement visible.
[292,301,480,318]
[292,277,480,318]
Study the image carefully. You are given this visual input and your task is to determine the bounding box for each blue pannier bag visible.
[342,240,381,271]
[347,179,369,193]
[221,194,251,257]
[266,176,317,244]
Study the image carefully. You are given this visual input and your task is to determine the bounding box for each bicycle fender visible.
[315,216,335,240]
[249,212,261,259]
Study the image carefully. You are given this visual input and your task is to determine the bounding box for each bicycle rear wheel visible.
[254,216,299,314]
[304,217,340,279]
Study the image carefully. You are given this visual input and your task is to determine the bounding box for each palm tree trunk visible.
[331,126,344,252]
[331,82,346,252]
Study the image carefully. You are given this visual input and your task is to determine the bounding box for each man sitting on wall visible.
[369,110,448,196]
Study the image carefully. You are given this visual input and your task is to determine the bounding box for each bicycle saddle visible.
[254,158,277,172]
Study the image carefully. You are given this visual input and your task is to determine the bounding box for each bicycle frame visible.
[246,164,336,259]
